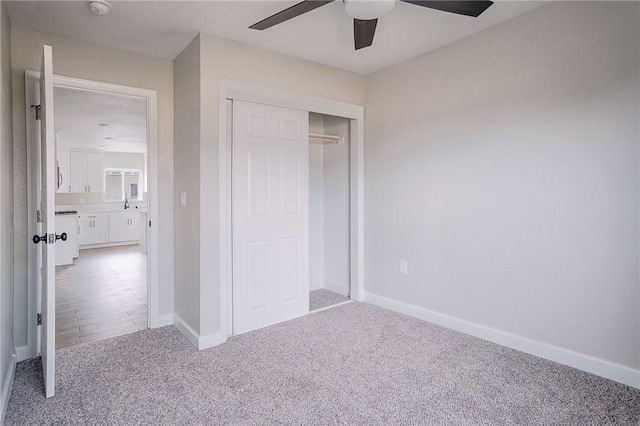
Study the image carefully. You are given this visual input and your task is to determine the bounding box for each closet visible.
[308,113,351,300]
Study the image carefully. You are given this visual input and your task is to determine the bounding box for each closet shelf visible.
[309,133,343,145]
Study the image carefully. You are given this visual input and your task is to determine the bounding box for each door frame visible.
[218,80,365,338]
[22,71,160,360]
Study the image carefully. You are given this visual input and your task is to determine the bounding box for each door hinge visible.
[37,210,42,223]
[31,104,41,120]
[37,313,42,326]
[149,220,151,227]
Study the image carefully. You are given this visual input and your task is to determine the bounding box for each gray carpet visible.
[309,288,350,311]
[5,302,640,425]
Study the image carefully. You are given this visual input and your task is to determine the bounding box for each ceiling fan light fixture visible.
[88,0,111,16]
[344,0,395,20]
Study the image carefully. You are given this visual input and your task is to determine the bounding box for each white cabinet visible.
[55,214,79,266]
[109,211,140,243]
[78,212,109,245]
[70,151,104,193]
[56,149,70,193]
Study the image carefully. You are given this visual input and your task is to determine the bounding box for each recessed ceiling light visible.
[97,122,109,127]
[104,137,114,140]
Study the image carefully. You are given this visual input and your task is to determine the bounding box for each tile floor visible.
[55,245,147,350]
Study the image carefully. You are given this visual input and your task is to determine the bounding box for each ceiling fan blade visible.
[250,0,335,30]
[400,1,493,17]
[354,18,377,50]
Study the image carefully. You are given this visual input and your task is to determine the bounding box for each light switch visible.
[400,260,408,275]
[180,192,187,207]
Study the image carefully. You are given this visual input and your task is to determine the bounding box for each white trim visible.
[199,332,227,350]
[323,282,350,297]
[14,345,30,362]
[1,354,16,424]
[310,299,354,314]
[218,79,365,339]
[78,242,139,250]
[152,313,174,328]
[365,292,640,390]
[173,314,227,350]
[24,71,163,355]
[173,314,199,348]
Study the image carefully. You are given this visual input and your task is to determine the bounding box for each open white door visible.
[232,100,309,335]
[38,45,56,398]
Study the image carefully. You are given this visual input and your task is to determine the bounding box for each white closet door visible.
[232,100,309,335]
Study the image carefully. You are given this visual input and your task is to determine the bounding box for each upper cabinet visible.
[69,151,104,193]
[56,149,71,193]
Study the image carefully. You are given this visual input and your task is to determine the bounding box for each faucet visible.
[124,193,130,209]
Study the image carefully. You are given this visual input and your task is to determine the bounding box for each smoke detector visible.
[88,0,111,16]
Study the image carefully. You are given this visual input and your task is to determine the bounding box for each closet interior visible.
[308,112,351,311]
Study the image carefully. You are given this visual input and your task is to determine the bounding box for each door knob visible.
[32,234,47,244]
[32,232,67,244]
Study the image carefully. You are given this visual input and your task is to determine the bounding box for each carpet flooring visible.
[309,289,350,311]
[5,303,640,424]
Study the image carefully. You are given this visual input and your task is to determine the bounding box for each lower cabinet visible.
[109,211,140,243]
[78,211,141,247]
[55,214,79,266]
[78,213,109,246]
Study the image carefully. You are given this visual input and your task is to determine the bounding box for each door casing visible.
[22,71,161,361]
[218,80,365,339]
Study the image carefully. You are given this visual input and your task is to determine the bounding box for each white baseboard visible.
[1,353,16,424]
[324,281,350,297]
[310,299,353,314]
[173,314,227,351]
[14,345,32,363]
[364,292,640,389]
[199,332,227,350]
[149,313,173,328]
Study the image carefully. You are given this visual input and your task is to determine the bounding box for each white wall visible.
[0,2,14,421]
[173,35,201,332]
[365,0,639,375]
[172,33,365,339]
[11,28,174,352]
[103,151,145,171]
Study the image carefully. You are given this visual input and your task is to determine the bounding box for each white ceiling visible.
[6,0,547,75]
[54,86,147,153]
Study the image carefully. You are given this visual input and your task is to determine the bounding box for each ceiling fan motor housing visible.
[344,0,396,20]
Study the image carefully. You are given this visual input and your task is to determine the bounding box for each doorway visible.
[24,71,160,359]
[53,86,149,349]
[308,112,352,312]
[219,81,365,339]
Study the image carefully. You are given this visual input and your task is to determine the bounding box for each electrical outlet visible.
[180,192,187,207]
[400,260,408,275]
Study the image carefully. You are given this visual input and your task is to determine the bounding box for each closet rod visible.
[309,132,343,144]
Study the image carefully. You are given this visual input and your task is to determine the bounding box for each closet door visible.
[232,100,309,335]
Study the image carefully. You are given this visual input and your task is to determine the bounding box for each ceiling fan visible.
[250,0,494,50]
